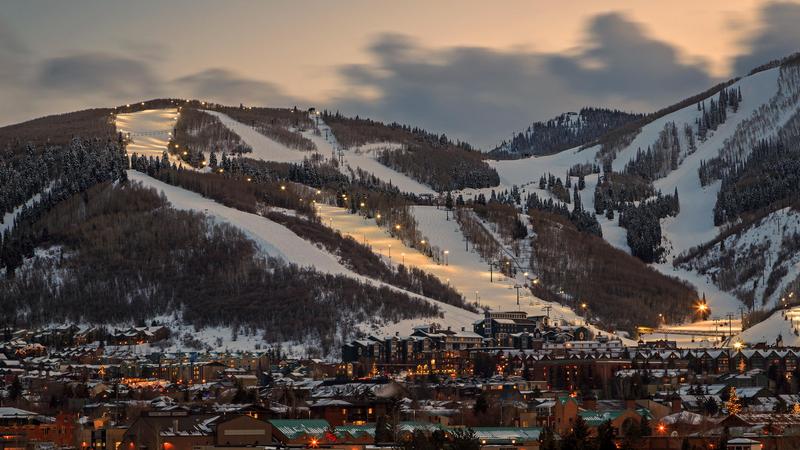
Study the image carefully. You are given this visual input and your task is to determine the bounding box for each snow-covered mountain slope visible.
[677,206,800,310]
[489,108,644,158]
[203,110,314,163]
[116,109,178,158]
[318,202,634,344]
[127,170,479,336]
[739,306,800,347]
[461,65,800,318]
[303,117,436,195]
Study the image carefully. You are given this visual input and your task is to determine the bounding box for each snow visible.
[463,68,792,319]
[305,115,436,195]
[677,206,800,309]
[126,170,478,342]
[1,188,48,234]
[740,307,800,346]
[116,109,178,159]
[317,203,634,344]
[202,110,314,164]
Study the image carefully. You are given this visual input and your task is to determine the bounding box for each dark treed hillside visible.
[212,105,317,151]
[169,108,250,167]
[528,211,697,331]
[489,108,644,159]
[323,112,499,191]
[0,109,116,151]
[0,182,440,356]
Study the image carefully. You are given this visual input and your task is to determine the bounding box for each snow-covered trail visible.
[317,203,634,343]
[127,170,479,335]
[116,109,178,159]
[203,110,315,164]
[740,306,800,346]
[305,116,436,195]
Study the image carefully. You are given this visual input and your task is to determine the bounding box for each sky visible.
[2,0,800,148]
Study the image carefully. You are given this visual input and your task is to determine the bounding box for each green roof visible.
[473,427,542,444]
[334,424,376,439]
[578,408,653,427]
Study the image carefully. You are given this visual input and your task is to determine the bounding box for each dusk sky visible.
[3,0,800,147]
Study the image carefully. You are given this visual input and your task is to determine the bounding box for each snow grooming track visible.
[317,202,635,345]
[116,109,178,159]
[126,170,478,337]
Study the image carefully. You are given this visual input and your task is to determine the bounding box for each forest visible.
[169,107,250,167]
[323,112,499,191]
[490,107,644,158]
[212,105,317,151]
[528,211,697,331]
[0,182,440,356]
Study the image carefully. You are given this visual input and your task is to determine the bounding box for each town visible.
[0,311,797,450]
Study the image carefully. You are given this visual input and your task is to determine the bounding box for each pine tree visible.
[726,387,742,415]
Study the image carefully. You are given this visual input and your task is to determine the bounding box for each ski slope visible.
[307,117,436,195]
[116,109,178,159]
[317,203,635,344]
[203,110,315,164]
[460,67,792,318]
[740,307,800,346]
[127,170,478,337]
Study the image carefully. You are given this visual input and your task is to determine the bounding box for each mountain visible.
[3,52,800,355]
[488,107,644,159]
[471,52,800,341]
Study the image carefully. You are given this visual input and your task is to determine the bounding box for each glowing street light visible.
[376,213,382,220]
[280,185,286,191]
[444,250,449,265]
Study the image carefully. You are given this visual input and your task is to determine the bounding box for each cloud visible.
[332,14,715,148]
[172,69,301,107]
[549,13,712,100]
[38,53,160,98]
[733,2,800,75]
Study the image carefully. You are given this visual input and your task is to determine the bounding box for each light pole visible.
[444,250,449,265]
[401,252,405,265]
[388,244,392,262]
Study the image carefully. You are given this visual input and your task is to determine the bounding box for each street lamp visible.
[444,250,449,265]
[401,252,405,265]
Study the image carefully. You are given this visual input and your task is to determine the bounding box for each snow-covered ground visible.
[740,307,800,346]
[116,109,178,159]
[306,116,436,195]
[127,170,478,343]
[203,110,315,164]
[317,203,634,344]
[677,206,800,309]
[458,67,792,320]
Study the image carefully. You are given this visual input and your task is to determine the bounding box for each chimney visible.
[671,396,682,414]
[395,332,399,337]
[461,327,465,332]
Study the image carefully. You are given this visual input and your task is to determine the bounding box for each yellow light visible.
[360,202,365,207]
[280,185,286,191]
[316,190,321,194]
[581,303,587,309]
[395,224,401,230]
[420,240,426,245]
[376,214,381,219]
[246,177,252,182]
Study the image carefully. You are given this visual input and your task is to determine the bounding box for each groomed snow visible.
[306,116,437,195]
[317,203,635,344]
[739,307,800,346]
[203,110,315,164]
[116,109,178,159]
[126,170,478,339]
